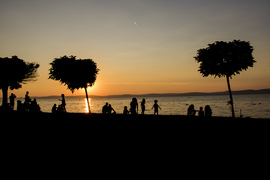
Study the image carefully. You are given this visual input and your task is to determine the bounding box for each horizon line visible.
[13,88,270,99]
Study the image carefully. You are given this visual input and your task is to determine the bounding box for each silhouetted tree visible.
[0,56,39,107]
[49,56,99,113]
[194,40,256,118]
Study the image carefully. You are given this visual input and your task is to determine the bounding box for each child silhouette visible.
[151,100,161,115]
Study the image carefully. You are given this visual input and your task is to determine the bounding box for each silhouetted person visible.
[199,107,204,117]
[187,104,196,116]
[24,91,31,111]
[141,98,146,114]
[57,105,64,113]
[130,98,138,115]
[25,91,31,104]
[9,93,16,110]
[30,98,40,112]
[151,100,161,115]
[17,100,23,112]
[123,106,129,115]
[102,102,109,114]
[52,104,57,114]
[108,104,116,114]
[205,105,212,117]
[60,94,66,112]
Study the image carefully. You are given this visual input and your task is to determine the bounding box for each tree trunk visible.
[84,87,91,113]
[226,75,235,118]
[2,86,8,107]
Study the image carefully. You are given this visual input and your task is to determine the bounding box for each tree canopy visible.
[194,40,256,118]
[194,40,256,78]
[49,55,99,92]
[0,56,39,90]
[0,56,39,106]
[49,55,99,113]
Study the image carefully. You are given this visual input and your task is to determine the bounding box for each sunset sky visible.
[1,0,269,97]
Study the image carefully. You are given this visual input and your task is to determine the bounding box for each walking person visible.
[151,100,161,115]
[141,98,146,114]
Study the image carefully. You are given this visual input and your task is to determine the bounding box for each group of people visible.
[102,98,162,115]
[187,104,212,117]
[6,92,213,117]
[51,94,66,113]
[17,91,41,113]
[8,92,66,113]
[102,98,212,117]
[102,102,116,114]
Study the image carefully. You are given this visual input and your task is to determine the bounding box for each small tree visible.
[194,40,256,118]
[0,56,39,107]
[49,55,99,113]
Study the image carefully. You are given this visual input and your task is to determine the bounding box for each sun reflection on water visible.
[84,98,91,113]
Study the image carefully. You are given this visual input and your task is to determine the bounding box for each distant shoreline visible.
[15,88,270,99]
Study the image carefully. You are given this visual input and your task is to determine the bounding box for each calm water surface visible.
[14,94,270,119]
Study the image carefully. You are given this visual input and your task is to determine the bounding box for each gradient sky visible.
[0,0,269,97]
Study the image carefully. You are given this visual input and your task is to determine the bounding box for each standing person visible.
[141,98,146,114]
[25,91,31,104]
[9,93,16,110]
[60,94,66,113]
[130,98,138,115]
[205,105,212,117]
[187,104,196,116]
[151,100,161,115]
[24,91,31,111]
[198,107,204,117]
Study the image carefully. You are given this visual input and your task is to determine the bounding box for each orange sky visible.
[1,0,270,98]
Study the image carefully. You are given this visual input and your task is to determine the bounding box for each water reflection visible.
[13,94,270,118]
[84,98,91,113]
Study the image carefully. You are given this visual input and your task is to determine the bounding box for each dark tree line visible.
[0,55,99,113]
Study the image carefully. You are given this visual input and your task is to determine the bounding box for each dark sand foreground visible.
[2,112,269,175]
[2,112,269,134]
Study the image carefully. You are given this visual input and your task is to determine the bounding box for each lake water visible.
[11,94,270,119]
